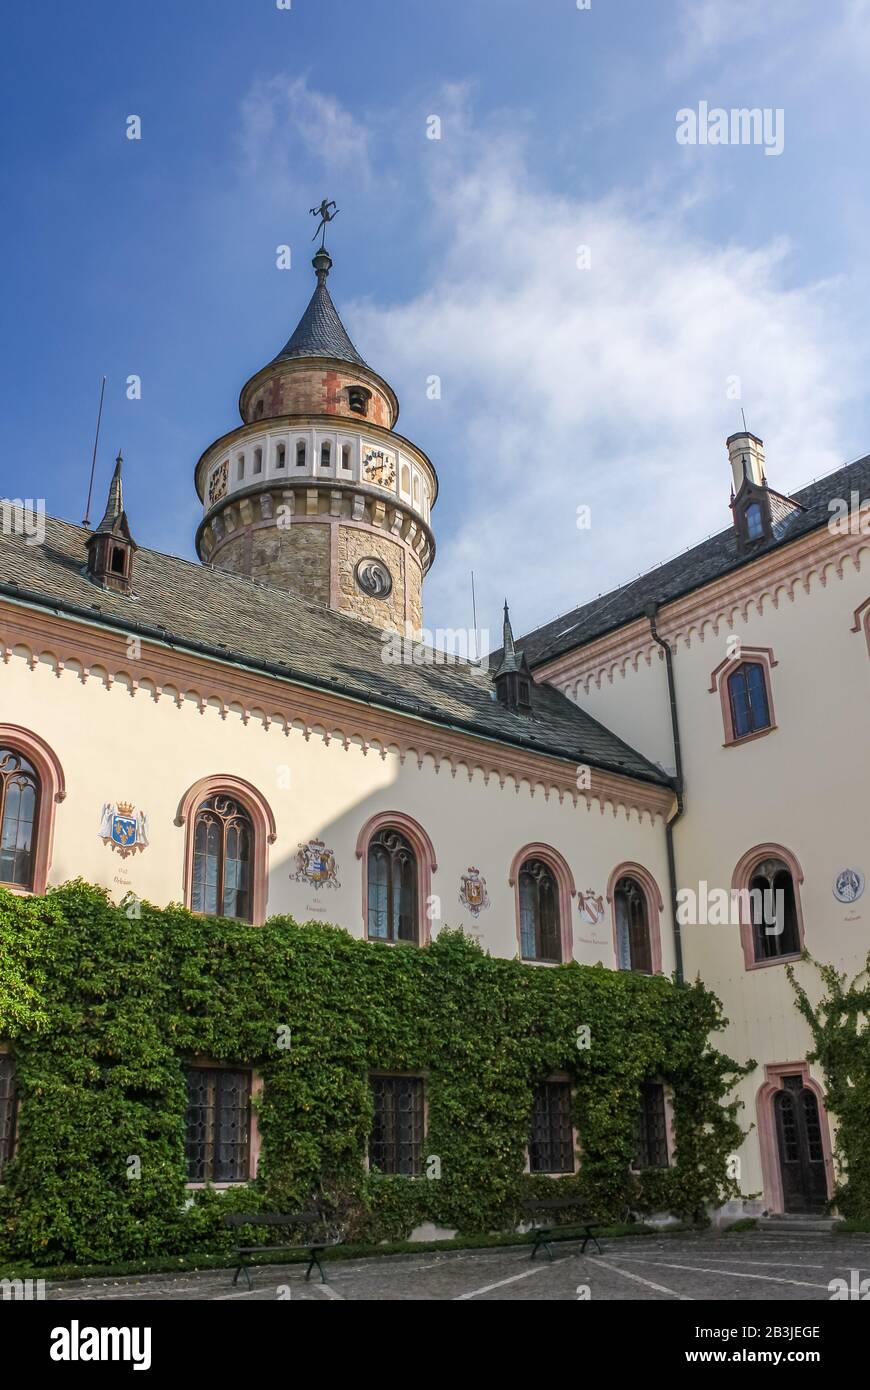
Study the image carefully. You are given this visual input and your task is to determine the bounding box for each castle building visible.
[0,240,867,1218]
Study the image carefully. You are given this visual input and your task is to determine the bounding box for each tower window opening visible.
[276,443,286,469]
[253,448,263,475]
[237,456,245,482]
[110,547,126,576]
[321,442,332,469]
[341,444,351,471]
[296,441,307,468]
[347,386,371,416]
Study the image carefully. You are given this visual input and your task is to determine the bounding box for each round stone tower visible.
[194,245,437,633]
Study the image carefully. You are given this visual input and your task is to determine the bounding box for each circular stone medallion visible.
[355,557,393,599]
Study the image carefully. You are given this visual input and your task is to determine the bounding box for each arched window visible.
[727,662,771,739]
[236,455,245,481]
[518,858,561,962]
[296,440,307,468]
[276,443,286,469]
[733,844,805,970]
[747,856,800,963]
[191,795,253,921]
[0,747,39,890]
[341,444,351,471]
[177,775,276,926]
[614,876,652,973]
[253,447,263,475]
[367,827,418,943]
[320,441,331,469]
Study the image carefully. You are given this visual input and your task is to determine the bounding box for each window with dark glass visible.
[614,877,652,974]
[0,1057,16,1179]
[748,857,800,962]
[519,858,561,962]
[634,1082,668,1169]
[727,662,771,739]
[0,747,39,890]
[369,1075,424,1175]
[184,1066,251,1183]
[320,442,331,468]
[296,440,307,467]
[745,502,764,540]
[367,828,419,943]
[529,1080,574,1173]
[190,795,253,921]
[276,443,286,469]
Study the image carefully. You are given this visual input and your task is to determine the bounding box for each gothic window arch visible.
[709,647,778,746]
[607,862,663,975]
[0,725,65,895]
[356,812,437,947]
[732,843,805,970]
[176,776,276,926]
[509,844,575,965]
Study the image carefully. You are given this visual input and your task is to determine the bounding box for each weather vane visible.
[310,198,339,250]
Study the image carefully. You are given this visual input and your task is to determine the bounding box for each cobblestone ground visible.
[42,1231,870,1301]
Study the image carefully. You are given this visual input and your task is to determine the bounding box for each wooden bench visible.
[520,1198,606,1260]
[225,1211,340,1289]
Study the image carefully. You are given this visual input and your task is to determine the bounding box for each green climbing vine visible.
[0,881,746,1265]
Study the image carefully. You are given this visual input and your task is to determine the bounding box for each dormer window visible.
[110,546,127,576]
[347,386,371,416]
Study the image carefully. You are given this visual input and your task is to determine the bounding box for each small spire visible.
[502,600,516,662]
[94,451,129,535]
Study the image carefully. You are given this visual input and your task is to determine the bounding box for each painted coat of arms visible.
[577,889,605,926]
[290,840,340,890]
[833,868,864,904]
[459,868,490,918]
[98,801,149,858]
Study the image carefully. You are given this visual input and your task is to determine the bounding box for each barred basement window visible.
[0,747,39,890]
[529,1080,574,1173]
[185,1066,251,1183]
[0,1056,16,1179]
[369,1075,424,1175]
[634,1082,669,1169]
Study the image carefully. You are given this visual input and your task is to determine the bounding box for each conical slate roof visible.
[272,250,368,369]
[93,453,135,544]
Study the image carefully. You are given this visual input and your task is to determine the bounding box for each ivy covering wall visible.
[0,881,746,1266]
[790,955,870,1220]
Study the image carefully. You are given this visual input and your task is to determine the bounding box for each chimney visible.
[726,432,766,493]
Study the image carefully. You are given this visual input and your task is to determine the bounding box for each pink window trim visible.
[0,724,66,896]
[175,775,276,926]
[508,843,576,965]
[355,811,437,946]
[755,1062,835,1215]
[708,647,778,747]
[606,861,664,976]
[732,842,806,971]
[850,597,870,658]
[183,1057,262,1188]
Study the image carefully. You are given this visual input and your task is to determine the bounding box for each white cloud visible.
[237,75,372,188]
[349,124,862,644]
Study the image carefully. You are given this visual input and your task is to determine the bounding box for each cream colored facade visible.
[539,496,870,1213]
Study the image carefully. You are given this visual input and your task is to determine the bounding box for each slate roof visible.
[514,453,870,670]
[0,516,669,788]
[272,277,368,369]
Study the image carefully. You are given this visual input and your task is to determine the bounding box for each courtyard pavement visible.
[42,1230,870,1301]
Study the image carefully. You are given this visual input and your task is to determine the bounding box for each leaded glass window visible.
[614,876,652,974]
[727,662,771,739]
[191,795,253,922]
[748,857,799,961]
[634,1082,669,1169]
[184,1067,251,1183]
[0,1057,16,1179]
[369,1076,424,1175]
[0,747,39,890]
[367,829,419,943]
[529,1080,574,1174]
[519,858,561,962]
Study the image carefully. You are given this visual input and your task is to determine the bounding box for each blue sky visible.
[3,0,870,642]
